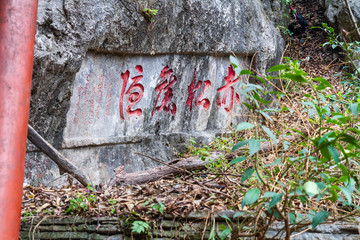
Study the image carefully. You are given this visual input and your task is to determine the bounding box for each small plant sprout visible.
[141,8,158,22]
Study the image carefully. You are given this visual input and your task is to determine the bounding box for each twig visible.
[27,124,90,187]
[32,216,48,240]
[201,211,211,240]
[290,227,311,238]
[134,152,193,174]
[344,0,360,40]
[178,179,233,199]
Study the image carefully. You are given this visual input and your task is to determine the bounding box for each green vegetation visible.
[276,0,293,37]
[131,220,150,234]
[315,23,360,100]
[65,184,97,214]
[150,201,165,215]
[184,28,360,237]
[108,198,117,214]
[222,38,360,237]
[141,8,158,22]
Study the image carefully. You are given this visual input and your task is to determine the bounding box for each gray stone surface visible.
[20,216,360,240]
[260,0,285,26]
[319,0,360,41]
[26,0,284,185]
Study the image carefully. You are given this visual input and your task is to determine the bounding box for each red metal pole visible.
[0,0,38,239]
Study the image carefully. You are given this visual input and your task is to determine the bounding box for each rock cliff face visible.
[319,0,360,41]
[260,0,285,26]
[26,0,284,185]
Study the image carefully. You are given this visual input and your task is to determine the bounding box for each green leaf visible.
[350,103,359,117]
[340,134,359,148]
[304,181,320,197]
[327,145,339,164]
[241,85,260,94]
[263,192,278,198]
[234,67,241,76]
[290,129,306,138]
[230,55,239,68]
[252,75,266,84]
[318,131,336,147]
[247,83,264,90]
[316,182,326,190]
[273,209,282,218]
[231,140,249,152]
[320,147,331,161]
[220,215,232,222]
[241,188,260,208]
[347,128,360,135]
[240,69,252,75]
[312,211,330,229]
[241,168,255,182]
[281,73,307,83]
[242,102,253,110]
[132,221,150,234]
[266,64,290,72]
[302,101,320,117]
[314,77,332,90]
[259,111,273,122]
[229,156,247,165]
[328,186,340,203]
[236,122,256,131]
[261,126,277,145]
[307,210,316,221]
[346,178,356,194]
[337,164,349,176]
[283,140,291,151]
[219,228,231,240]
[233,212,245,219]
[289,212,296,224]
[249,139,261,156]
[339,186,352,204]
[219,224,227,231]
[269,193,283,208]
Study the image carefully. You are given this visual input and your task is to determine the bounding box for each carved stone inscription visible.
[63,53,247,148]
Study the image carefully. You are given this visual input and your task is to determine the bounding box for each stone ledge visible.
[20,213,360,240]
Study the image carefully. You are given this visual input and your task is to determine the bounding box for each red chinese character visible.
[73,86,84,124]
[216,65,240,112]
[119,65,144,120]
[95,74,104,119]
[106,83,113,116]
[186,68,211,111]
[151,65,177,116]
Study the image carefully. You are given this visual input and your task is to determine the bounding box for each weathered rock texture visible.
[26,0,284,185]
[260,0,286,26]
[319,0,360,41]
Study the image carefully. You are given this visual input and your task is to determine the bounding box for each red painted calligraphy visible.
[216,65,240,112]
[88,85,96,124]
[95,74,104,119]
[119,65,144,120]
[151,65,177,116]
[106,83,113,116]
[186,68,211,111]
[73,86,83,124]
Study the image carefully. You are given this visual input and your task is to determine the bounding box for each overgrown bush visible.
[224,50,360,239]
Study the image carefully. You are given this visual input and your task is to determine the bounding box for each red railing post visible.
[0,0,38,239]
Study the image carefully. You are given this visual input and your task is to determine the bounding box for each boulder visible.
[260,0,285,26]
[319,0,360,41]
[26,0,284,186]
